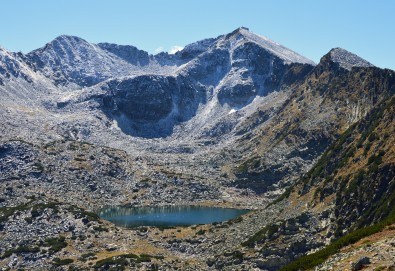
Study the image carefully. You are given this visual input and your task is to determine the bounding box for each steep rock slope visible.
[97,42,151,66]
[272,95,395,271]
[299,96,395,233]
[228,48,395,193]
[0,48,33,85]
[213,95,395,271]
[0,47,67,144]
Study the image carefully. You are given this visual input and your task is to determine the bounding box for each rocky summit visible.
[0,28,394,271]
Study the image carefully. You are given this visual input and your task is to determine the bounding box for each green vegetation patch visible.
[1,245,40,259]
[224,250,244,261]
[241,223,280,247]
[93,225,109,232]
[52,258,74,266]
[44,236,68,253]
[267,187,293,207]
[94,253,162,270]
[235,157,260,174]
[79,252,97,262]
[0,201,59,223]
[196,229,206,235]
[67,206,100,222]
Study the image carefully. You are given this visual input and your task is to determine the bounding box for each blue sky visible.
[1,0,394,69]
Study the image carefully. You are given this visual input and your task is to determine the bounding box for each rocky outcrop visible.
[329,47,374,70]
[97,42,151,66]
[299,96,395,234]
[0,48,34,83]
[230,49,395,194]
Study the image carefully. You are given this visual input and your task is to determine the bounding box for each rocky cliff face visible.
[266,95,395,271]
[97,75,205,137]
[97,42,151,66]
[229,48,395,194]
[299,96,395,233]
[0,48,38,85]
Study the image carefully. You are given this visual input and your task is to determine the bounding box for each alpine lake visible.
[98,205,249,228]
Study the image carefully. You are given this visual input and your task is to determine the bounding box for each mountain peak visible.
[226,26,250,37]
[224,28,315,65]
[26,34,142,87]
[52,35,87,43]
[27,35,92,56]
[328,47,374,70]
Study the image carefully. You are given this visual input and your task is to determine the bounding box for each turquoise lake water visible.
[98,205,249,227]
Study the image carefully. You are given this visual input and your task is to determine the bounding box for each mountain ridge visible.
[2,28,379,91]
[328,47,374,70]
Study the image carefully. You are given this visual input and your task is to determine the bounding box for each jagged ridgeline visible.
[0,28,394,270]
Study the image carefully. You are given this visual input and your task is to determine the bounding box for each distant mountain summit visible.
[328,47,374,70]
[222,27,315,65]
[26,35,155,87]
